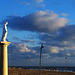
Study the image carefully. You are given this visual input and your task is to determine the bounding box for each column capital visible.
[0,42,11,45]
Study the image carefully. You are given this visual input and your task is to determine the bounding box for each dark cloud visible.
[21,40,34,43]
[40,25,75,43]
[12,37,20,41]
[7,24,75,59]
[2,10,74,64]
[38,25,75,58]
[8,37,75,66]
[1,10,68,33]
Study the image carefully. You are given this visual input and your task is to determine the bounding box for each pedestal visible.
[0,42,11,75]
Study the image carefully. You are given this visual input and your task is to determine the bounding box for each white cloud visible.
[28,10,68,32]
[51,47,59,53]
[19,0,45,8]
[32,50,36,53]
[19,1,31,5]
[32,0,44,3]
[42,54,50,58]
[16,43,31,53]
[50,46,64,53]
[66,53,71,56]
[19,47,30,53]
[9,42,31,53]
[44,46,64,53]
[61,13,68,17]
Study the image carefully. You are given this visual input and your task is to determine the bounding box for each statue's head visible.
[5,22,8,26]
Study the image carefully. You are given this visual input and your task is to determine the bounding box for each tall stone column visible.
[0,42,11,75]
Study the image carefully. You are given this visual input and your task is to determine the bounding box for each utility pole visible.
[65,48,67,72]
[39,43,44,70]
[26,56,28,69]
[65,56,67,71]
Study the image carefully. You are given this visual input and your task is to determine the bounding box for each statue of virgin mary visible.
[1,22,8,42]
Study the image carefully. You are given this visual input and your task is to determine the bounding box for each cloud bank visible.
[39,25,75,58]
[2,10,75,66]
[1,10,68,33]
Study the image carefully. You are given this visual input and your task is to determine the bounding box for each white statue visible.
[1,22,8,42]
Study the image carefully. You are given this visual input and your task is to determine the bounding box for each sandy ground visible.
[8,67,75,75]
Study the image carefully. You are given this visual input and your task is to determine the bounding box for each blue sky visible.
[0,0,75,66]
